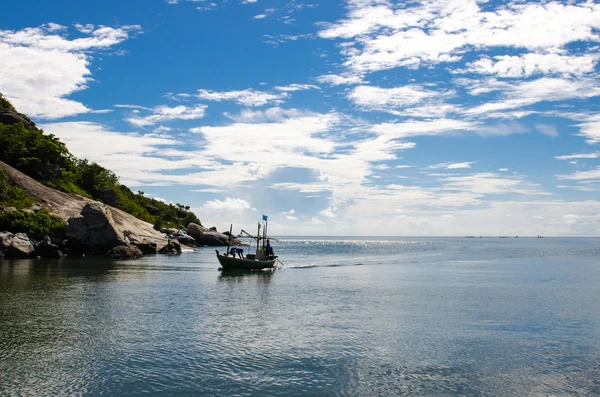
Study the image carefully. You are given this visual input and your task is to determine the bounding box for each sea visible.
[1,237,599,396]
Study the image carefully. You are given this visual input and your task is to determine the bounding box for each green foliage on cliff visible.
[0,94,201,229]
[0,94,15,110]
[0,123,76,179]
[0,209,65,240]
[0,169,37,209]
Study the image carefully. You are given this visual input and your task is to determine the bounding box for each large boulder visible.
[186,223,241,246]
[169,230,196,246]
[35,235,63,259]
[4,233,35,259]
[158,239,182,255]
[66,202,128,252]
[125,231,157,255]
[159,227,179,235]
[0,231,13,250]
[105,245,143,259]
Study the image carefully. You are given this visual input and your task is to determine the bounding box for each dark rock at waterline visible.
[35,235,63,259]
[158,239,182,255]
[125,232,157,255]
[0,232,35,259]
[169,230,196,246]
[105,245,143,259]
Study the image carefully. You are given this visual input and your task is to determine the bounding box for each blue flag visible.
[262,215,268,222]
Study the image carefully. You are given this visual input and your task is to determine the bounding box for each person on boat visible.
[228,248,244,258]
[265,239,273,258]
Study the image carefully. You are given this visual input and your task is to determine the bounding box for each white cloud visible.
[280,209,297,220]
[441,173,548,195]
[348,84,440,111]
[429,162,475,170]
[0,24,140,119]
[203,197,253,211]
[196,88,287,106]
[40,121,220,186]
[536,124,559,138]
[555,152,600,160]
[223,107,316,123]
[273,83,320,92]
[371,119,476,139]
[253,14,267,19]
[125,104,207,126]
[575,114,600,145]
[556,167,600,181]
[466,53,599,78]
[315,74,364,86]
[320,208,336,218]
[319,0,600,74]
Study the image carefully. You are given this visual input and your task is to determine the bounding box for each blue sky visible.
[1,0,600,235]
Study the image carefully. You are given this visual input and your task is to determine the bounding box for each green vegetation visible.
[0,94,201,230]
[0,209,65,240]
[0,93,15,110]
[0,169,37,209]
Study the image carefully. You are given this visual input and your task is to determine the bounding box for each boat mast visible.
[256,222,260,252]
[226,224,232,254]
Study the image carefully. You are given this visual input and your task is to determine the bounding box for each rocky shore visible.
[0,160,243,261]
[0,218,243,260]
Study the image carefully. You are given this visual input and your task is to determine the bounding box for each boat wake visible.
[285,262,365,269]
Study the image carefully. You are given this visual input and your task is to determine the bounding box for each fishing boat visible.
[216,216,278,271]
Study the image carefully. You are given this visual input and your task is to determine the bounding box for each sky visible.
[1,0,600,236]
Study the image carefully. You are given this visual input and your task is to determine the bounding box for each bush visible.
[0,169,37,209]
[0,93,15,110]
[0,208,65,240]
[0,123,76,178]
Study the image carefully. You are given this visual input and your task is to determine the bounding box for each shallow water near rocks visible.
[1,237,599,396]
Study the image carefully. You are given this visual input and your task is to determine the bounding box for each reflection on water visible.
[1,238,600,396]
[218,269,275,282]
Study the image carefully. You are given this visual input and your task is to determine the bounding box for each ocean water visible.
[1,237,599,396]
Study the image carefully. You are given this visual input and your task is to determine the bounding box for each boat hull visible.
[217,254,277,270]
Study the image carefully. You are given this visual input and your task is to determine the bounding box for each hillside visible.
[0,93,241,258]
[0,93,203,229]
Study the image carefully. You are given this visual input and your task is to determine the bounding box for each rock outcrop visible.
[66,202,127,252]
[158,239,182,254]
[168,229,196,246]
[0,160,168,254]
[0,232,35,259]
[0,108,37,130]
[186,223,242,246]
[105,245,143,259]
[125,231,157,255]
[35,236,63,259]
